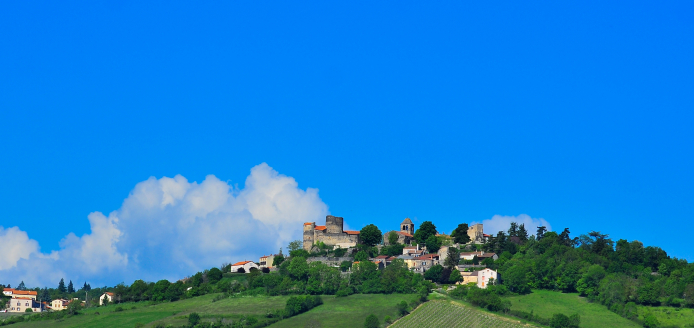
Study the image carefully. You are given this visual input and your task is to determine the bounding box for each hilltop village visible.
[231,215,502,289]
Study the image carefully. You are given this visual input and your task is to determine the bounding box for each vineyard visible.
[391,300,526,328]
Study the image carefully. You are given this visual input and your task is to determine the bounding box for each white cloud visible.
[0,227,39,270]
[475,214,552,236]
[0,163,329,287]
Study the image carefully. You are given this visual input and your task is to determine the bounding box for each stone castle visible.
[303,215,361,251]
[303,216,486,250]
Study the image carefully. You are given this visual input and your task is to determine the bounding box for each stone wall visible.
[306,257,354,267]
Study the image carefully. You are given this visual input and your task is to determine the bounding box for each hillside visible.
[6,293,417,328]
[391,299,526,328]
[506,290,640,328]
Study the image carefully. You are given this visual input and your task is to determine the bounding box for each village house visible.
[460,251,498,261]
[402,245,424,257]
[457,268,499,288]
[396,254,416,268]
[51,299,69,311]
[99,292,114,305]
[6,297,45,312]
[2,289,37,300]
[412,254,439,273]
[230,260,259,273]
[259,254,277,269]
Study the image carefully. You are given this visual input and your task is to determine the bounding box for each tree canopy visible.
[451,223,471,244]
[360,224,383,247]
[413,221,437,244]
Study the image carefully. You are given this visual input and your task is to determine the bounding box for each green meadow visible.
[7,293,418,328]
[506,290,640,328]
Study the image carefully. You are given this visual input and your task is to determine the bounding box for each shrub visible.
[114,306,123,312]
[384,315,392,324]
[364,314,379,328]
[25,308,33,312]
[397,300,409,316]
[261,267,270,273]
[188,312,201,326]
[285,295,323,316]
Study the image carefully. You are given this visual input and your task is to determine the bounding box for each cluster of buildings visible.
[2,288,45,313]
[224,216,501,288]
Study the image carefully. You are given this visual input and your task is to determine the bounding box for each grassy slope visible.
[11,293,289,328]
[269,294,417,328]
[636,304,694,327]
[506,290,640,328]
[391,299,526,328]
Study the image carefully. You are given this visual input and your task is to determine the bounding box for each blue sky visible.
[1,1,693,287]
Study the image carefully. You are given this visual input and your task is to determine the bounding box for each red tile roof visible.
[315,226,327,231]
[232,261,252,266]
[304,222,314,225]
[396,231,413,237]
[345,230,360,235]
[375,255,389,259]
[13,290,37,296]
[414,254,439,260]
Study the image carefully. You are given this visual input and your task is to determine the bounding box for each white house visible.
[230,261,259,273]
[460,251,498,261]
[99,292,114,305]
[50,299,69,311]
[6,297,44,312]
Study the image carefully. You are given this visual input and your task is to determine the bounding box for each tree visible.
[387,231,399,245]
[536,226,547,240]
[508,222,519,236]
[449,269,462,283]
[207,267,223,284]
[40,288,51,303]
[58,278,66,293]
[364,314,379,328]
[517,224,529,242]
[397,300,409,315]
[360,224,383,247]
[288,240,303,253]
[273,253,285,267]
[82,282,90,291]
[444,247,460,268]
[451,223,471,244]
[16,281,26,290]
[188,312,201,326]
[559,228,573,246]
[643,314,659,328]
[414,221,437,244]
[426,235,442,253]
[354,251,369,262]
[424,264,444,283]
[67,280,75,293]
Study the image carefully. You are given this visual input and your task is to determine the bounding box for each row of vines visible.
[391,300,524,328]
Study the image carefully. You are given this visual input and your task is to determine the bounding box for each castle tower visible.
[401,218,414,235]
[467,223,483,244]
[303,222,316,251]
[325,215,344,234]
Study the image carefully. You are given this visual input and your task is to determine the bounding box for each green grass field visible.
[9,293,289,328]
[391,300,525,328]
[270,294,417,328]
[636,304,694,328]
[6,293,419,328]
[506,290,640,328]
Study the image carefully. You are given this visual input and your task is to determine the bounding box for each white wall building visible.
[230,261,259,273]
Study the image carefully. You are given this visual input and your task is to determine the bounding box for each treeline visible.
[480,224,694,325]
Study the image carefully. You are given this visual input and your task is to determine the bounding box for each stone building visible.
[303,215,360,251]
[383,218,415,245]
[467,223,486,244]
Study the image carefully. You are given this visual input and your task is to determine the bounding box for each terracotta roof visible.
[414,254,439,260]
[315,226,327,231]
[478,253,496,258]
[13,290,37,295]
[105,292,114,296]
[401,218,413,224]
[396,231,413,237]
[14,296,35,300]
[304,222,314,225]
[404,246,417,250]
[232,261,253,266]
[375,255,389,259]
[345,230,360,235]
[260,255,268,259]
[3,288,14,292]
